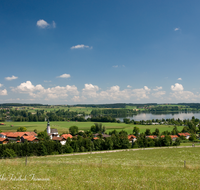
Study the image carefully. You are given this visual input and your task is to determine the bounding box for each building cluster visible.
[127,132,191,143]
[0,121,73,145]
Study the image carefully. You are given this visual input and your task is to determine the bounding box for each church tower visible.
[47,119,51,134]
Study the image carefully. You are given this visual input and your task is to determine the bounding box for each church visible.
[46,120,59,139]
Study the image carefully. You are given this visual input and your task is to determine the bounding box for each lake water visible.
[117,112,200,122]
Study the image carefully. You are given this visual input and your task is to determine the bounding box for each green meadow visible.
[0,147,200,189]
[0,121,184,134]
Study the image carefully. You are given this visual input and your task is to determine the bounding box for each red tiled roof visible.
[93,137,99,140]
[170,135,178,139]
[7,132,37,138]
[0,137,7,142]
[178,133,190,137]
[161,135,165,138]
[23,135,38,142]
[61,134,73,139]
[147,135,157,139]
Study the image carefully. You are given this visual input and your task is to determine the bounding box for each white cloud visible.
[5,75,18,81]
[174,28,180,31]
[170,91,197,101]
[177,78,182,81]
[36,19,49,28]
[57,74,71,78]
[152,91,166,98]
[36,19,56,29]
[112,65,118,68]
[52,21,56,28]
[127,85,132,88]
[82,84,99,98]
[0,83,3,87]
[153,86,162,91]
[44,80,51,83]
[144,86,151,92]
[12,81,79,100]
[70,44,92,49]
[0,89,7,96]
[171,83,184,91]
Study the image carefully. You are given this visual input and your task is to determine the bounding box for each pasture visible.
[0,121,184,134]
[0,147,200,189]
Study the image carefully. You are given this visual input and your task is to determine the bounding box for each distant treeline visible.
[73,103,157,108]
[91,109,137,116]
[0,103,47,107]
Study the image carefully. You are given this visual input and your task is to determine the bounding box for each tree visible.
[153,128,160,136]
[69,126,79,136]
[17,127,27,132]
[133,127,140,136]
[3,148,17,158]
[145,129,151,136]
[37,131,50,141]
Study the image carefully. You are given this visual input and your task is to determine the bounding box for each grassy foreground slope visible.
[0,147,200,189]
[1,121,183,134]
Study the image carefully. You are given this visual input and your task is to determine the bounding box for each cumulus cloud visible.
[127,85,132,88]
[152,91,166,98]
[36,19,56,29]
[174,28,180,31]
[0,83,3,87]
[5,75,18,81]
[81,84,151,101]
[0,89,7,96]
[112,65,118,68]
[171,83,184,91]
[153,86,162,91]
[57,74,71,78]
[177,78,182,81]
[70,44,92,49]
[12,81,79,100]
[36,19,49,28]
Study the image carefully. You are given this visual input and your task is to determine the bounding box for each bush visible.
[3,149,17,158]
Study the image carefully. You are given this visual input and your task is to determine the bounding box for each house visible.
[178,133,190,139]
[0,123,5,125]
[92,137,99,140]
[170,135,178,141]
[61,134,73,139]
[0,137,9,144]
[146,135,157,139]
[0,132,37,142]
[52,137,66,145]
[128,135,137,142]
[21,135,39,143]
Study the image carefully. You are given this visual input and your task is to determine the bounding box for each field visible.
[0,147,200,189]
[0,121,184,134]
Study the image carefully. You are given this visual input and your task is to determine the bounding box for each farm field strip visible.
[0,121,184,133]
[1,147,200,189]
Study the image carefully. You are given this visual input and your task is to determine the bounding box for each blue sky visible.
[0,0,200,104]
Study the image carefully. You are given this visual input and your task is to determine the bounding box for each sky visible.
[0,0,200,105]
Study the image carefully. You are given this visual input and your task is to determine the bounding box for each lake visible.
[117,112,200,122]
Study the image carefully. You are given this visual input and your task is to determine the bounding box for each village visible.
[0,120,192,147]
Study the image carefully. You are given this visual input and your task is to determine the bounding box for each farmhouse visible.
[146,135,157,139]
[0,137,9,144]
[178,133,190,139]
[52,136,67,145]
[128,135,137,142]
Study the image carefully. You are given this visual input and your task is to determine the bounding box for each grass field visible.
[0,121,184,134]
[0,147,200,189]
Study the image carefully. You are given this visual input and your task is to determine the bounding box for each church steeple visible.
[47,119,51,134]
